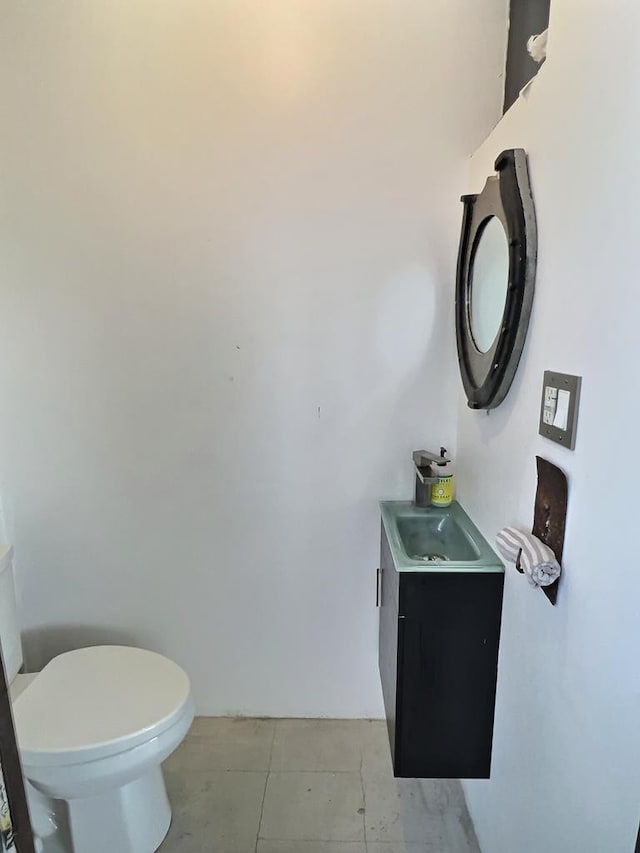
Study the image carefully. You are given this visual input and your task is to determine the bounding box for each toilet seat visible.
[13,645,191,768]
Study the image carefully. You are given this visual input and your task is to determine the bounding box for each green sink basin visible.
[380,500,503,572]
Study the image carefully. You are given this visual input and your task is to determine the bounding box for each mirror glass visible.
[470,216,510,352]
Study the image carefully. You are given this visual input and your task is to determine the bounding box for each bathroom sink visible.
[380,501,503,572]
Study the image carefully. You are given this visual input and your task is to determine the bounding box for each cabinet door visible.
[378,526,403,770]
[398,573,503,779]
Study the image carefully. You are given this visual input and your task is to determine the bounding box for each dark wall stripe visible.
[504,0,551,112]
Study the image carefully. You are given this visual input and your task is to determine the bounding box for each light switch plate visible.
[539,371,581,450]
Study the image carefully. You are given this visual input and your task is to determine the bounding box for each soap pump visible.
[429,447,454,507]
[412,447,452,508]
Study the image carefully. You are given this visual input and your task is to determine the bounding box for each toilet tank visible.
[0,546,23,683]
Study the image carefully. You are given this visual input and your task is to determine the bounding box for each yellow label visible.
[430,475,453,506]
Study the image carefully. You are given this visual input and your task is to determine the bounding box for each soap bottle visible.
[430,447,454,507]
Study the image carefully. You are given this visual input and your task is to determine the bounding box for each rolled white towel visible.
[495,526,561,588]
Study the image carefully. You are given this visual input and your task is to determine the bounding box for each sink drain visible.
[412,553,449,562]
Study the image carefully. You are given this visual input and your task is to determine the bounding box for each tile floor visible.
[159,718,481,853]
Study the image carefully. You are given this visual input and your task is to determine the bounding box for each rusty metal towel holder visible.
[515,456,568,604]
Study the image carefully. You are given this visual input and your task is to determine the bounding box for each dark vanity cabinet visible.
[378,525,504,779]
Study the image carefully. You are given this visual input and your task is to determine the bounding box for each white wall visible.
[457,3,640,851]
[0,0,507,716]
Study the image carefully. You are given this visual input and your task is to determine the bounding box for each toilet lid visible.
[13,646,191,767]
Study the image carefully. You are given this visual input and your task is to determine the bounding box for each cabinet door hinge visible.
[376,568,381,607]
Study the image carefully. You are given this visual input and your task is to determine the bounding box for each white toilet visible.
[0,545,195,852]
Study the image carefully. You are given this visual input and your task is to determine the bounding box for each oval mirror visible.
[455,149,537,410]
[470,216,510,353]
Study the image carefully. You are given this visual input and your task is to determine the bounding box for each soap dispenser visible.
[430,447,454,507]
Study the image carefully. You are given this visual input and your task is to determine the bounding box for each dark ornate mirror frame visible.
[455,148,537,409]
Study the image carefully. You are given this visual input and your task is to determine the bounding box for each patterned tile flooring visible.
[159,718,481,853]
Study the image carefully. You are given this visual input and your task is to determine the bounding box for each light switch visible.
[539,371,582,450]
[552,389,570,430]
